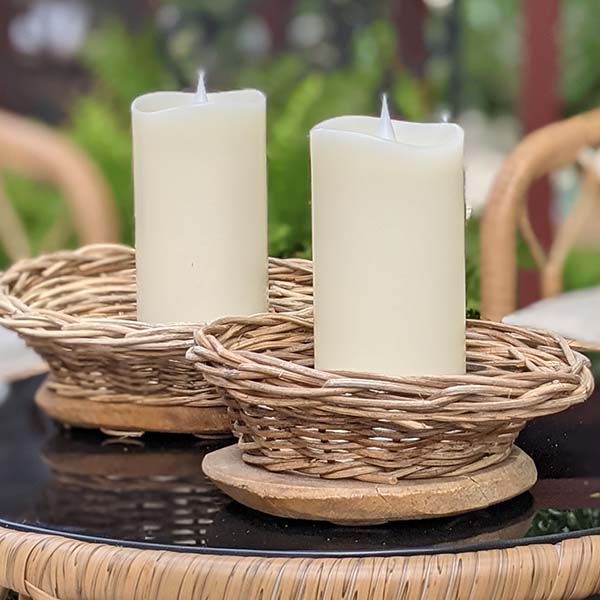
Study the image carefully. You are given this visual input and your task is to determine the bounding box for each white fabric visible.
[0,326,45,382]
[504,285,600,345]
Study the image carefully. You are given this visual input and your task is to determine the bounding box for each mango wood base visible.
[35,381,231,437]
[203,445,537,524]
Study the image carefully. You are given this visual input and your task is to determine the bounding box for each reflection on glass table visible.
[0,374,599,558]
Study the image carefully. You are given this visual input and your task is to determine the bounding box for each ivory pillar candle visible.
[131,76,268,324]
[310,101,465,377]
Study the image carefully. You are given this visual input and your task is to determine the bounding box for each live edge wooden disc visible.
[203,445,537,525]
[35,381,231,437]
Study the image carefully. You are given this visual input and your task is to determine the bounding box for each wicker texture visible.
[190,313,594,484]
[0,109,119,262]
[480,107,600,328]
[0,245,312,411]
[1,525,600,599]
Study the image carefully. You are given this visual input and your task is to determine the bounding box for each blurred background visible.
[0,0,599,314]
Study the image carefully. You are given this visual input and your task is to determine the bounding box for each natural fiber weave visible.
[2,526,600,600]
[190,313,594,484]
[0,245,312,411]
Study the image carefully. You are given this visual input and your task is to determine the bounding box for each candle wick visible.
[195,70,208,103]
[378,93,396,141]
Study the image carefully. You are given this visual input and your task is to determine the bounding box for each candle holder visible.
[191,313,594,524]
[0,245,312,437]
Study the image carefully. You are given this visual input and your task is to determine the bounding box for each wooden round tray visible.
[202,444,537,524]
[36,381,230,437]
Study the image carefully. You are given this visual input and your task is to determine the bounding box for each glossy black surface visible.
[0,372,599,557]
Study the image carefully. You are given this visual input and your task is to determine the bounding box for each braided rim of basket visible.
[0,244,313,406]
[190,312,594,484]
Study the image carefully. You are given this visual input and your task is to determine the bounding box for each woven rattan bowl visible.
[0,245,313,436]
[190,312,594,483]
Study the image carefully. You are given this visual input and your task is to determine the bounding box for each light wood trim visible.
[0,525,600,599]
[0,183,30,261]
[542,167,600,298]
[480,108,600,321]
[0,109,119,254]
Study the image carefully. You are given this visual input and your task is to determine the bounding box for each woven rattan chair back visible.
[480,108,600,321]
[0,109,119,262]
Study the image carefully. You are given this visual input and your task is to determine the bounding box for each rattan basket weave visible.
[0,245,312,435]
[190,313,594,484]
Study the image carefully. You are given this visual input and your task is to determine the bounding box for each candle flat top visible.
[131,89,265,115]
[312,115,464,149]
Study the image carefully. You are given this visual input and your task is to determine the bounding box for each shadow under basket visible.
[191,313,595,524]
[0,245,313,437]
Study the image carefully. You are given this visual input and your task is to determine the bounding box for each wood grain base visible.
[35,381,231,437]
[203,445,537,524]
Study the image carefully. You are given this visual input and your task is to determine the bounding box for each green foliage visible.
[6,6,599,304]
[59,20,432,262]
[68,21,176,246]
[0,21,179,270]
[0,175,67,266]
[69,97,134,243]
[465,218,480,312]
[460,0,600,116]
[563,250,600,291]
[263,21,406,256]
[465,307,480,319]
[527,509,600,537]
[267,73,324,256]
[460,0,518,115]
[393,74,429,122]
[561,0,600,115]
[82,20,173,111]
[237,55,307,113]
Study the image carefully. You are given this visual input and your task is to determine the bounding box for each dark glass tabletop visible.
[0,371,599,558]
